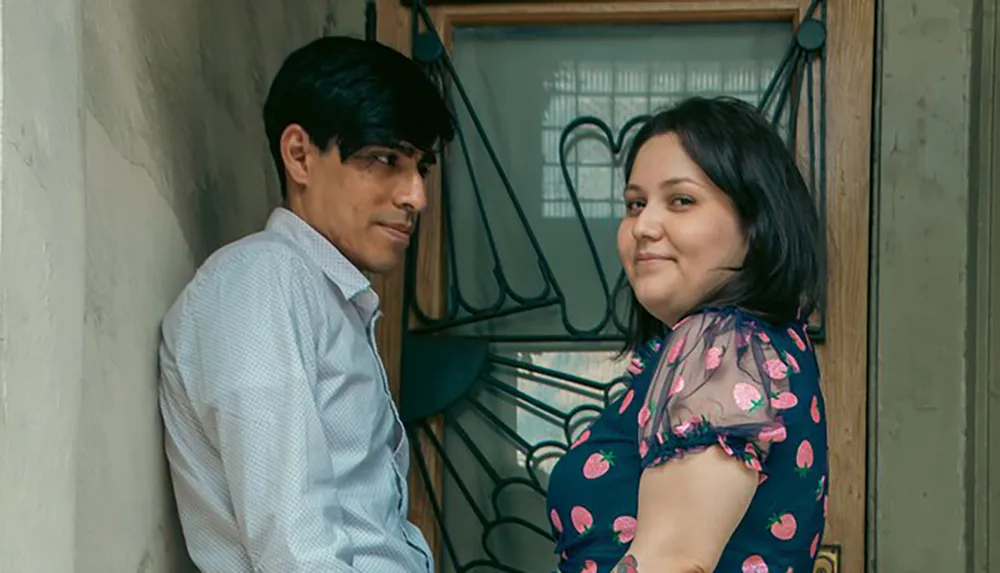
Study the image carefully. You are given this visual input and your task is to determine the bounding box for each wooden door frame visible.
[372,2,874,572]
[969,2,998,569]
[969,0,997,558]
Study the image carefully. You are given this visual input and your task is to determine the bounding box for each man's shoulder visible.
[166,230,320,320]
[201,230,310,279]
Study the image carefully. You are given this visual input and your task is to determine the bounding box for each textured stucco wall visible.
[873,0,978,570]
[0,0,86,571]
[1,0,364,571]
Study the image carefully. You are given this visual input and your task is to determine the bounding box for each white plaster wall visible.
[1,0,364,571]
[0,0,86,570]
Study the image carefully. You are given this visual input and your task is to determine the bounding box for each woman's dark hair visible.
[621,95,825,353]
[263,36,455,198]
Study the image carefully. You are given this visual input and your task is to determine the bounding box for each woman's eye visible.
[624,199,645,215]
[670,196,694,207]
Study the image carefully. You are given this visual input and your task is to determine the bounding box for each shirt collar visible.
[266,207,373,303]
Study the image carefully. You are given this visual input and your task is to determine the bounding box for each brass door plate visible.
[814,545,840,573]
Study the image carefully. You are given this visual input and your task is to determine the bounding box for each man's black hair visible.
[263,36,455,197]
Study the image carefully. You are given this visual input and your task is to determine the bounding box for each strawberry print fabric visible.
[546,306,828,573]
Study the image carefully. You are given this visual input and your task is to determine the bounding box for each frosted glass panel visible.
[450,23,790,223]
[444,23,791,338]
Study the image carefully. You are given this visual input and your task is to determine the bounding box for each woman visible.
[546,96,827,573]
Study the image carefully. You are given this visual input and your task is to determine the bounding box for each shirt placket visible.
[363,303,433,573]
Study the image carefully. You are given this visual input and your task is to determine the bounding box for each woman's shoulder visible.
[627,305,816,386]
[674,304,813,352]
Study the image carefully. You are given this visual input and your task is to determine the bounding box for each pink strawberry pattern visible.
[765,358,789,380]
[637,403,652,428]
[789,327,807,351]
[796,440,815,477]
[667,375,685,397]
[612,515,637,544]
[758,424,787,444]
[666,336,686,363]
[545,307,827,573]
[570,506,593,534]
[672,416,700,437]
[785,351,800,373]
[771,391,798,409]
[742,555,769,573]
[734,382,765,412]
[705,346,724,370]
[627,357,644,375]
[571,430,591,449]
[582,451,614,479]
[618,389,634,414]
[768,512,797,540]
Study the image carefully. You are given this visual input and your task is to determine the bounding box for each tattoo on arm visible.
[611,554,639,573]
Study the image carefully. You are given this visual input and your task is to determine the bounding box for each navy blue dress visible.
[546,306,829,573]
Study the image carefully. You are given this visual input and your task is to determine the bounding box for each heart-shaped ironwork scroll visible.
[555,114,651,338]
[404,6,637,343]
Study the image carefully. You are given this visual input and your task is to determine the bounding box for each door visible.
[372,1,873,572]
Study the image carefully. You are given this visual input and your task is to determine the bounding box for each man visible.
[158,36,454,572]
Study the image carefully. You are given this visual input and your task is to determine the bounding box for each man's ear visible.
[280,124,312,187]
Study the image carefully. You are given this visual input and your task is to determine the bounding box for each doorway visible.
[373,2,874,571]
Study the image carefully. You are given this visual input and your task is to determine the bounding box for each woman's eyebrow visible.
[624,183,643,195]
[625,176,702,195]
[658,176,701,189]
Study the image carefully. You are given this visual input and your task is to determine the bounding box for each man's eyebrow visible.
[389,142,439,164]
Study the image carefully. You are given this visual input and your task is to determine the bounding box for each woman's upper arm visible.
[623,309,792,572]
[626,445,757,572]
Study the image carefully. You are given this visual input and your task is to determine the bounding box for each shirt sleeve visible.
[637,308,791,475]
[185,248,360,572]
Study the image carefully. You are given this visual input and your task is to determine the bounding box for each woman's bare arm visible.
[612,446,757,573]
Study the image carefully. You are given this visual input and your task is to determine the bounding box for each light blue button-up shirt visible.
[159,208,433,572]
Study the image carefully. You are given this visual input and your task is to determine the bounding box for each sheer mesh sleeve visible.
[637,308,791,475]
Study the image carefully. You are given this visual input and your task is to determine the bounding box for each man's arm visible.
[185,250,357,572]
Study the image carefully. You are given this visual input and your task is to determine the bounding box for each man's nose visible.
[397,173,428,214]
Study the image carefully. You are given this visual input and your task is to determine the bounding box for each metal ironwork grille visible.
[392,1,829,570]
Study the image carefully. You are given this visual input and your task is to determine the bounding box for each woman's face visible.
[617,132,748,326]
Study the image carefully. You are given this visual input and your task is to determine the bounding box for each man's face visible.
[282,125,433,274]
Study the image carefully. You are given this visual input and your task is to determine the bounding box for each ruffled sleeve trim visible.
[637,307,794,475]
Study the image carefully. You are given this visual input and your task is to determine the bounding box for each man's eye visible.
[373,153,397,166]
